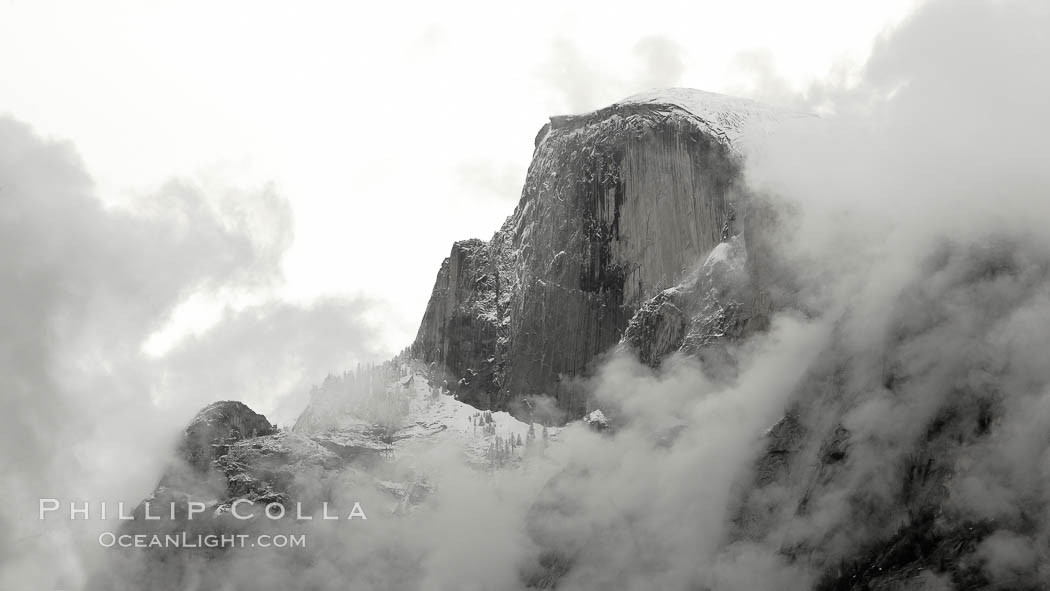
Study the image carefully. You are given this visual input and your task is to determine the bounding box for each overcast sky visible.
[0,0,918,358]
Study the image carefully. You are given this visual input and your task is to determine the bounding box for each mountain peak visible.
[413,89,768,416]
[617,87,794,144]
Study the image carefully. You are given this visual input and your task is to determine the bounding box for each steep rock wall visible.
[413,90,780,417]
[411,238,501,398]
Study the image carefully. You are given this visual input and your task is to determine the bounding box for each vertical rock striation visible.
[412,89,785,417]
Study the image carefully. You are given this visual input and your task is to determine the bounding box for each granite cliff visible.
[101,89,787,588]
[106,88,1050,589]
[411,89,784,417]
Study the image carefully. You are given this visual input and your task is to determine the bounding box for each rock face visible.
[111,89,1050,590]
[178,400,276,471]
[96,361,549,590]
[137,401,325,524]
[151,369,543,521]
[412,89,783,417]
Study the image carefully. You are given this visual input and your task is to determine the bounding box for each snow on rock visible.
[297,361,559,469]
[620,234,755,367]
[618,87,807,148]
[584,409,609,432]
[413,89,782,416]
[179,400,276,471]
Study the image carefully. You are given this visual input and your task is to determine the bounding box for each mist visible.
[520,0,1050,587]
[4,0,1050,589]
[0,117,386,589]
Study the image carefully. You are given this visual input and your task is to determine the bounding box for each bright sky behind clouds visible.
[0,0,920,355]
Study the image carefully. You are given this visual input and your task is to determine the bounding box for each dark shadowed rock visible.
[412,89,788,418]
[178,400,276,471]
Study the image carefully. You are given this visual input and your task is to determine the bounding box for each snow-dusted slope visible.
[296,361,558,468]
[618,87,799,146]
[134,362,563,546]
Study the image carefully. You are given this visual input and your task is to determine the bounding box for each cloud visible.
[540,35,689,114]
[540,38,609,113]
[721,0,1050,582]
[157,297,387,427]
[503,0,1050,587]
[0,116,384,589]
[6,0,1050,588]
[723,48,798,107]
[632,36,686,91]
[521,317,828,590]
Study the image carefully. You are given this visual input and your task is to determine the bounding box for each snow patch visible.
[618,87,808,147]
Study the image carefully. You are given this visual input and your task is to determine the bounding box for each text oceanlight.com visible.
[98,532,307,549]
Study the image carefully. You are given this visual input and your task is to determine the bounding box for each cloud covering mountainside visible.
[2,0,1049,589]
